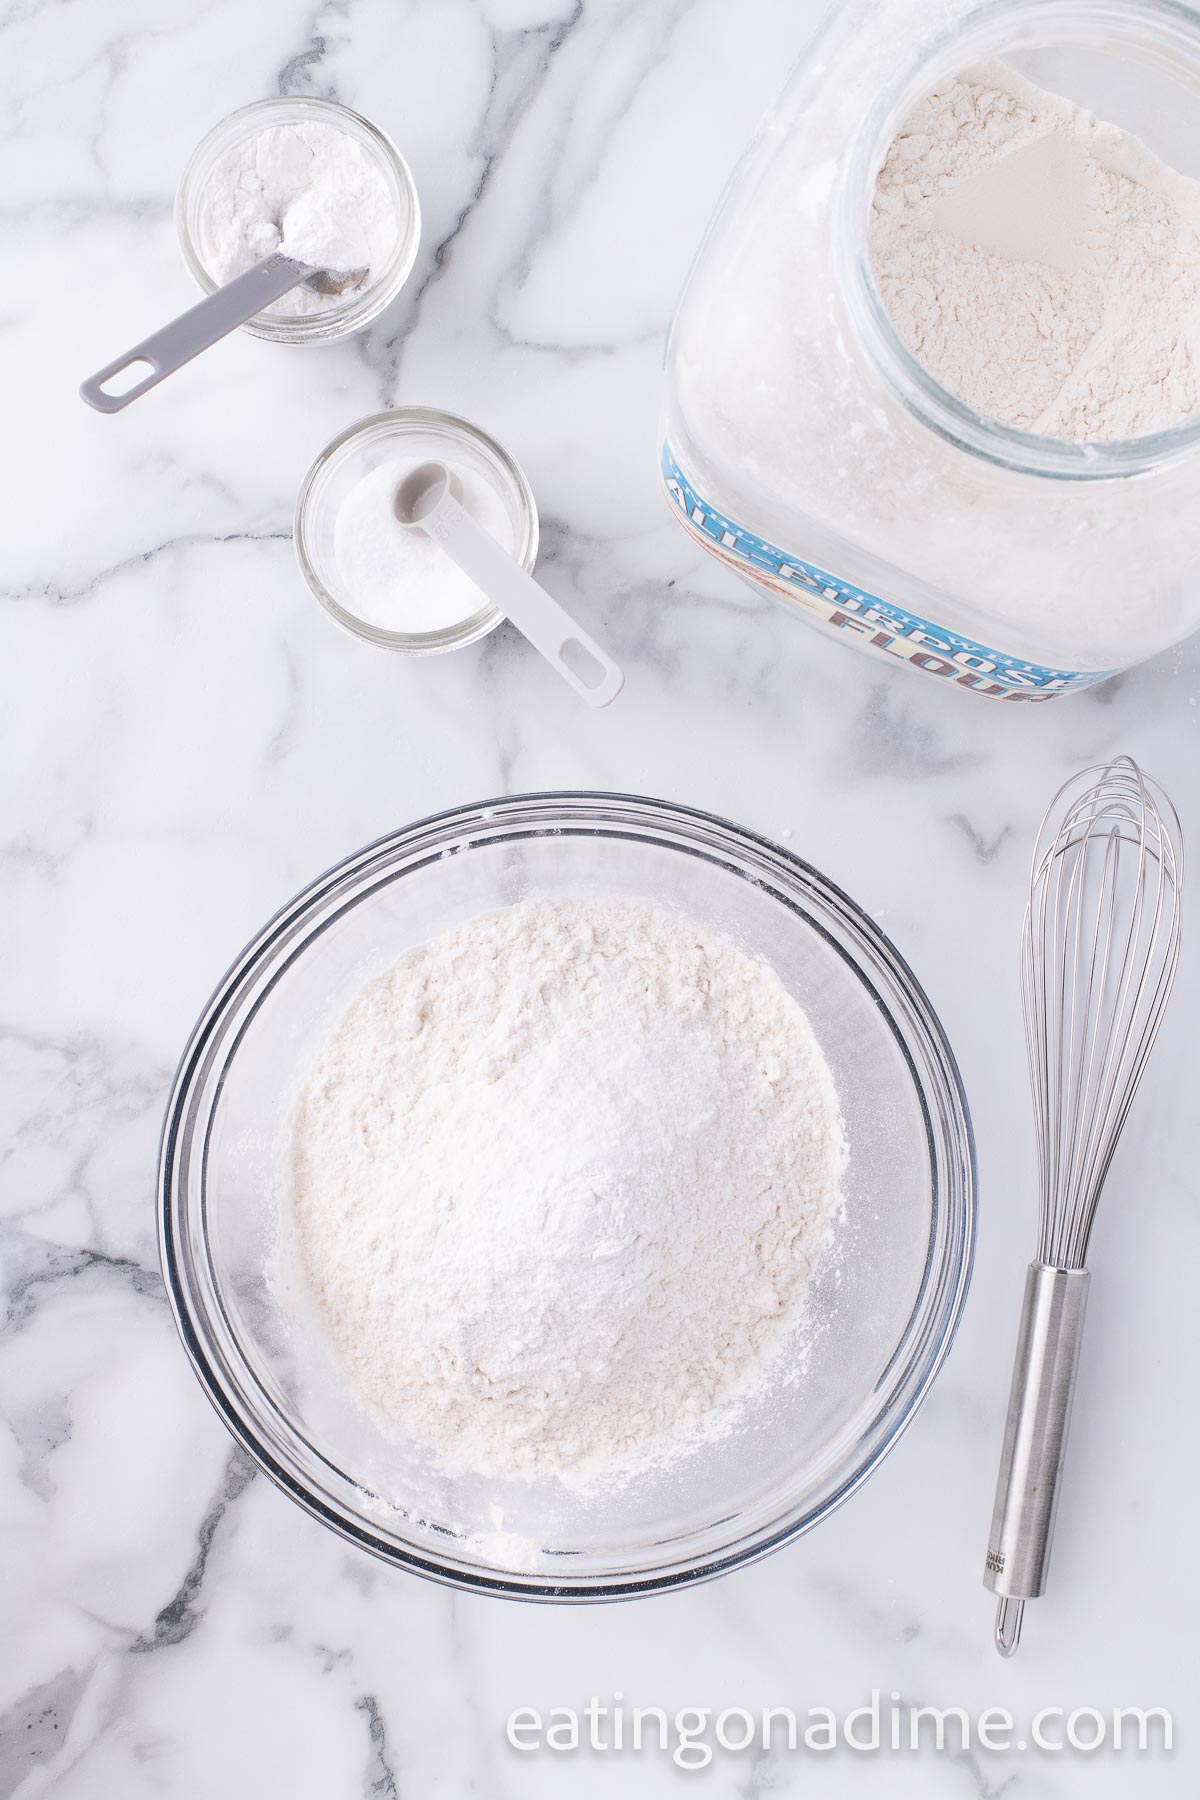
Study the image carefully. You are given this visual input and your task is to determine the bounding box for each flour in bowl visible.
[288,898,846,1480]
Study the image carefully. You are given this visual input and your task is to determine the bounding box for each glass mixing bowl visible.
[159,793,975,1600]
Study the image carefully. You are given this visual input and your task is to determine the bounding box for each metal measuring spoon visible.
[79,252,367,414]
[393,462,624,707]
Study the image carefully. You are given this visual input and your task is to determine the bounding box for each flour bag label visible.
[661,444,1109,702]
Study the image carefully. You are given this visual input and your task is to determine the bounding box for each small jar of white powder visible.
[177,98,420,344]
[295,408,540,651]
[662,0,1200,701]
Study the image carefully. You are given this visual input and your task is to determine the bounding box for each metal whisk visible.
[984,755,1183,1657]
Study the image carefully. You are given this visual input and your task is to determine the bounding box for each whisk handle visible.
[984,1262,1090,1655]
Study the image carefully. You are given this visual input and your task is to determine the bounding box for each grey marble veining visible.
[4,0,1199,1795]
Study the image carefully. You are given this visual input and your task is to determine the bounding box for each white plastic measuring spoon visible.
[393,462,624,708]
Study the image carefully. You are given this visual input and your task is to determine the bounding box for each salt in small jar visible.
[295,408,541,654]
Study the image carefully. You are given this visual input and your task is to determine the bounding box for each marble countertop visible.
[5,0,1199,1794]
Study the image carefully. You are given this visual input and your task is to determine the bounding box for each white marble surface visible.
[4,0,1200,1794]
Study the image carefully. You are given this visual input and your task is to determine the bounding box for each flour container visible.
[661,0,1200,701]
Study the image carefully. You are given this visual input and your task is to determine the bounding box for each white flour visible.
[667,3,1200,675]
[197,120,398,315]
[288,899,846,1480]
[870,63,1200,441]
[332,458,515,633]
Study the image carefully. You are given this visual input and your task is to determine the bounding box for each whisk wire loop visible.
[1022,757,1182,1271]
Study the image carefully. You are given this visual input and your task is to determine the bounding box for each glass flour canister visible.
[661,0,1200,701]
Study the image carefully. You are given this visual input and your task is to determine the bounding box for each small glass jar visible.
[294,408,540,654]
[176,97,420,345]
[662,0,1200,701]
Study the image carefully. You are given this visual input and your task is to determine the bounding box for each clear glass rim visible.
[843,0,1200,481]
[158,792,977,1602]
[175,96,421,344]
[293,407,540,653]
